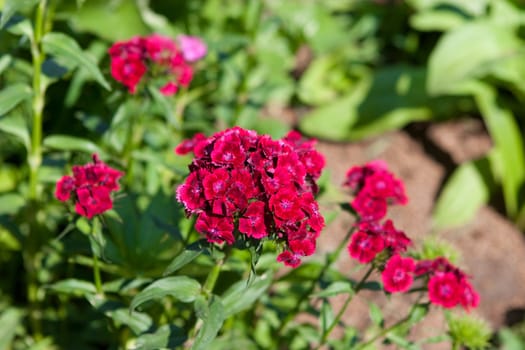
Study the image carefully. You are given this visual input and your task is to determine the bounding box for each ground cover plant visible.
[0,0,522,349]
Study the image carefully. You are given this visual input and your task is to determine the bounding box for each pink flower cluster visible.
[108,34,207,95]
[344,160,479,311]
[55,154,123,219]
[175,128,326,267]
[344,160,407,221]
[415,257,479,310]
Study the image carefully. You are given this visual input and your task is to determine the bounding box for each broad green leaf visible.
[0,308,23,350]
[86,295,153,335]
[221,272,273,317]
[192,296,225,350]
[163,241,205,276]
[427,21,523,95]
[407,0,489,15]
[0,0,39,29]
[312,281,353,298]
[43,135,103,154]
[470,83,525,218]
[432,158,493,229]
[62,0,148,41]
[299,65,458,141]
[410,9,468,32]
[130,276,201,311]
[0,113,30,150]
[42,32,110,90]
[133,325,186,350]
[48,279,97,296]
[0,84,32,116]
[0,193,25,215]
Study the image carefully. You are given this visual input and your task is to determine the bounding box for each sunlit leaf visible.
[192,296,225,350]
[130,276,201,311]
[48,279,97,296]
[42,32,110,90]
[221,272,273,317]
[43,135,103,154]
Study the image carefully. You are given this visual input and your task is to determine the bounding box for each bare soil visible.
[307,118,525,347]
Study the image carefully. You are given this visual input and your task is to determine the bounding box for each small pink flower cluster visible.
[344,161,479,311]
[175,127,326,267]
[415,257,479,310]
[108,34,207,95]
[55,154,123,219]
[344,160,407,221]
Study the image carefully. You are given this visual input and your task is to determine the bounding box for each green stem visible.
[24,251,43,341]
[278,227,356,336]
[92,250,103,294]
[28,0,48,200]
[122,99,147,186]
[90,218,103,295]
[317,265,375,347]
[203,259,224,295]
[354,299,426,350]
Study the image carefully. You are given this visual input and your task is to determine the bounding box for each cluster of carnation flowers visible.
[175,127,326,267]
[55,154,123,219]
[108,34,207,95]
[344,161,479,311]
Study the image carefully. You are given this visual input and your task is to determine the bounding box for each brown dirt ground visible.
[274,113,525,348]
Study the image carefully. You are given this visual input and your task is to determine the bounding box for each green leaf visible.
[42,32,110,90]
[43,135,103,154]
[369,302,383,327]
[48,279,97,296]
[0,84,32,117]
[163,241,205,276]
[133,325,187,350]
[0,308,23,350]
[221,272,273,317]
[61,0,149,41]
[432,157,493,229]
[470,83,525,218]
[312,281,353,298]
[0,193,25,215]
[0,0,39,29]
[130,276,201,311]
[320,299,334,334]
[427,21,523,95]
[0,113,30,150]
[299,65,456,141]
[192,296,226,350]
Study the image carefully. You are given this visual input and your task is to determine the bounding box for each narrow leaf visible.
[42,32,110,90]
[221,272,273,317]
[48,279,97,296]
[133,325,186,350]
[192,296,225,350]
[43,135,103,154]
[0,84,32,116]
[312,281,353,298]
[163,241,205,276]
[0,113,30,150]
[130,276,201,311]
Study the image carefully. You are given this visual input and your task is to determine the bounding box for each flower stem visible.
[354,298,426,350]
[92,250,103,294]
[317,264,375,347]
[278,227,355,337]
[28,0,48,200]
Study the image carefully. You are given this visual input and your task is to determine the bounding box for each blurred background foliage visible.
[1,0,525,348]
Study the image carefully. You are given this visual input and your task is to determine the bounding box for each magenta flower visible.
[381,255,415,293]
[347,230,385,263]
[177,35,207,62]
[108,34,204,95]
[175,127,325,267]
[428,272,461,308]
[55,154,123,219]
